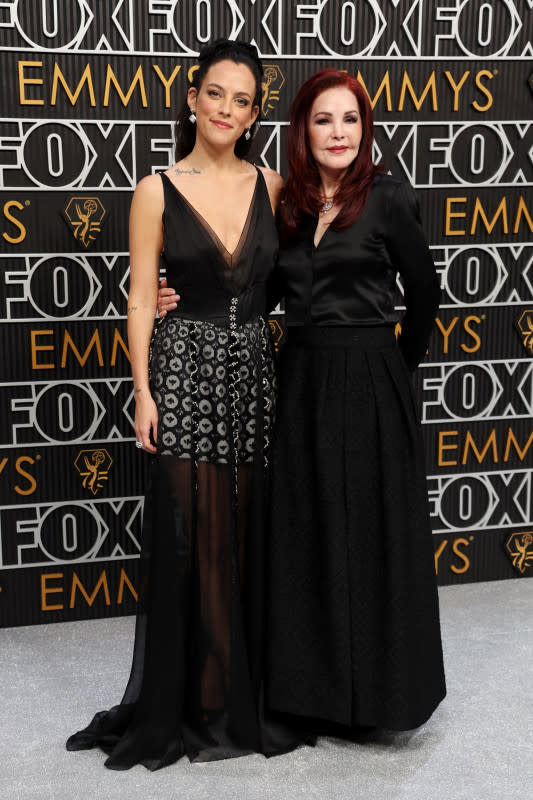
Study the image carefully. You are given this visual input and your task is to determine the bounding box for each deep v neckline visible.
[313,222,330,249]
[163,170,259,262]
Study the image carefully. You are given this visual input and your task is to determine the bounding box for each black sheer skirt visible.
[67,314,306,770]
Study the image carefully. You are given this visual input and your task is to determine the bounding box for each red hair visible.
[281,69,383,243]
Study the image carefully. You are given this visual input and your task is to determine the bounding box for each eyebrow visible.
[312,109,359,117]
[206,82,252,99]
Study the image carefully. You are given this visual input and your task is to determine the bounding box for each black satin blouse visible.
[273,174,440,370]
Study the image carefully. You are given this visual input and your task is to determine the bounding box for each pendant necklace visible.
[321,199,334,214]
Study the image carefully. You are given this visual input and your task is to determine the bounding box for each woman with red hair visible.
[160,68,446,736]
[267,68,445,734]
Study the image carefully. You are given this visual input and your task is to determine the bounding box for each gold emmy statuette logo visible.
[74,449,113,495]
[505,531,533,574]
[63,197,106,248]
[269,318,284,352]
[517,310,533,354]
[261,65,285,117]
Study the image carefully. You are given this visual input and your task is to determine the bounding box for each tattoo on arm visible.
[174,167,201,175]
[134,388,142,393]
[128,306,138,313]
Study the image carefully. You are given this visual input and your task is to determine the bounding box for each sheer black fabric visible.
[66,168,308,770]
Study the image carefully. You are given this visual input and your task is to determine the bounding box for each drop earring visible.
[244,126,251,141]
[189,109,196,124]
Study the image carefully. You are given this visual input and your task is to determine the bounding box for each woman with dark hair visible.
[66,39,304,770]
[159,68,446,735]
[266,69,446,733]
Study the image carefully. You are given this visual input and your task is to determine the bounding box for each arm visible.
[128,175,164,452]
[384,180,440,371]
[257,166,286,312]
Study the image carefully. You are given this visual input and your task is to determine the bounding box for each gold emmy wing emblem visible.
[261,65,285,117]
[516,310,533,354]
[268,318,284,352]
[64,197,106,248]
[505,531,533,574]
[74,449,113,495]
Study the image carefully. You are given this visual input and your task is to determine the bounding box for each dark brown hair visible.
[174,39,263,161]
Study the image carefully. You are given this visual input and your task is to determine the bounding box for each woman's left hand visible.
[158,278,180,318]
[134,393,158,454]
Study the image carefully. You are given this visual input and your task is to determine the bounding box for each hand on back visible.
[157,278,180,318]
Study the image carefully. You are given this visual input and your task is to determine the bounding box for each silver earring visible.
[244,126,251,141]
[189,110,196,124]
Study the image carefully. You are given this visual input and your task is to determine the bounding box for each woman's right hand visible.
[134,393,159,454]
[158,278,180,318]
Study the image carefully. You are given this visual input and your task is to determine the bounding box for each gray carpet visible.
[1,579,532,800]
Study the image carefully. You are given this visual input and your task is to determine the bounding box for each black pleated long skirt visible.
[266,326,446,731]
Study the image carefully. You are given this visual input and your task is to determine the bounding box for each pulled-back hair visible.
[175,39,263,161]
[281,69,383,243]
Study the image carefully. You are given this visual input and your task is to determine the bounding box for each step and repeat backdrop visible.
[0,0,532,626]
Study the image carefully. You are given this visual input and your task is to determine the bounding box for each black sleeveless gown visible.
[66,168,303,769]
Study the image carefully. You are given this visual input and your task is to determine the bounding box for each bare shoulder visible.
[131,173,164,215]
[257,166,284,191]
[257,166,284,212]
[134,173,164,201]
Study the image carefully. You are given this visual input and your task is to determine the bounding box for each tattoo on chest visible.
[174,168,201,175]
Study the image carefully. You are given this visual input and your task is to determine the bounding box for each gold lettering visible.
[110,328,130,365]
[443,71,470,112]
[503,428,533,462]
[398,71,437,111]
[461,315,482,353]
[438,431,459,467]
[356,70,392,111]
[187,65,200,83]
[0,457,8,475]
[434,540,448,574]
[31,330,55,370]
[51,63,96,106]
[451,538,471,574]
[104,65,148,107]
[3,201,26,244]
[18,60,44,105]
[472,70,494,112]
[69,571,111,608]
[60,330,104,368]
[462,429,498,465]
[513,196,533,234]
[152,64,181,108]
[435,317,458,354]
[41,573,64,611]
[117,569,138,604]
[14,456,37,496]
[445,197,467,236]
[470,196,508,235]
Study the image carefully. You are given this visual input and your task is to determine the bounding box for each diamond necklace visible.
[320,199,334,213]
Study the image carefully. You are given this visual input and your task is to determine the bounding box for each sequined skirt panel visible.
[150,314,276,465]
